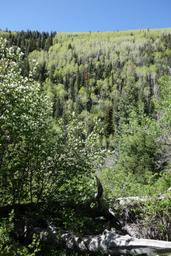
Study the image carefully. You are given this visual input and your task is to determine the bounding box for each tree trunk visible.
[37,227,171,256]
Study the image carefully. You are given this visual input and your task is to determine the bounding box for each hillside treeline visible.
[14,30,171,142]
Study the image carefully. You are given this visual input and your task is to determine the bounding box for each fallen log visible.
[37,227,171,255]
[2,178,171,255]
[114,194,171,206]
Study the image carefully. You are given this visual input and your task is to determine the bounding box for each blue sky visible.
[1,0,171,32]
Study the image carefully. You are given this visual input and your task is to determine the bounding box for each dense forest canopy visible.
[1,29,171,255]
[18,30,171,141]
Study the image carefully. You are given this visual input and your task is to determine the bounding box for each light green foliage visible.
[0,215,15,256]
[143,190,171,240]
[27,29,171,142]
[48,117,103,203]
[100,167,171,199]
[0,38,102,206]
[0,38,104,255]
[157,77,171,126]
[99,105,171,199]
[115,110,161,178]
[0,39,53,204]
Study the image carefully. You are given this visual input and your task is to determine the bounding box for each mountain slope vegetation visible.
[1,29,171,255]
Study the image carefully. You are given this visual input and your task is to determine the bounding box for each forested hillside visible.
[1,29,171,255]
[28,30,171,138]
